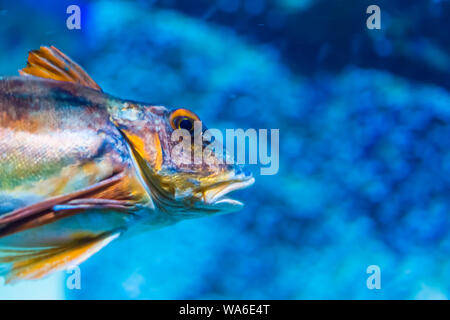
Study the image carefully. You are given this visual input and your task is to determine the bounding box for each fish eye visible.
[169,108,200,133]
[177,117,194,132]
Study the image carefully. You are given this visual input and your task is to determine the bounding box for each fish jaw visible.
[141,165,255,219]
[202,176,255,209]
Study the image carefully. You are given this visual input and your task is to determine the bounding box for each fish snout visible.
[201,165,254,213]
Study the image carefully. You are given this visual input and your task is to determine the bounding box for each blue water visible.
[0,0,450,299]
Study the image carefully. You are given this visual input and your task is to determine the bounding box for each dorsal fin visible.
[19,46,102,91]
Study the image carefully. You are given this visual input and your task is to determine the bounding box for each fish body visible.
[0,78,148,247]
[0,46,254,282]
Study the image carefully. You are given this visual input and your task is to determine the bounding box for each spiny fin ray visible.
[19,46,102,91]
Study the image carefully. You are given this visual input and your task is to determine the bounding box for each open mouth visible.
[203,177,255,207]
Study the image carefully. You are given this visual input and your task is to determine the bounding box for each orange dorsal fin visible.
[0,232,119,284]
[19,46,102,91]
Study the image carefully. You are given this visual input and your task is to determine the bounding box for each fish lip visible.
[204,177,255,206]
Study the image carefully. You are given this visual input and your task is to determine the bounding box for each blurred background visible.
[0,0,450,299]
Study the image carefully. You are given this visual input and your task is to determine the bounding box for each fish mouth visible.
[203,177,255,208]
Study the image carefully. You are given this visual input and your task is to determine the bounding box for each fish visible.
[0,46,254,283]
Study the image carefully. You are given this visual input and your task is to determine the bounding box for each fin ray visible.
[19,46,102,91]
[0,172,137,238]
[0,173,125,225]
[0,232,120,283]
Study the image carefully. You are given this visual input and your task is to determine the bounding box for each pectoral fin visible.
[0,172,138,238]
[19,46,102,91]
[0,232,120,284]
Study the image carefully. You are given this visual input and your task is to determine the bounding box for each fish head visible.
[112,102,254,219]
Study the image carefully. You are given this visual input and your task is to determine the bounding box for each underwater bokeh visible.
[0,0,450,299]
